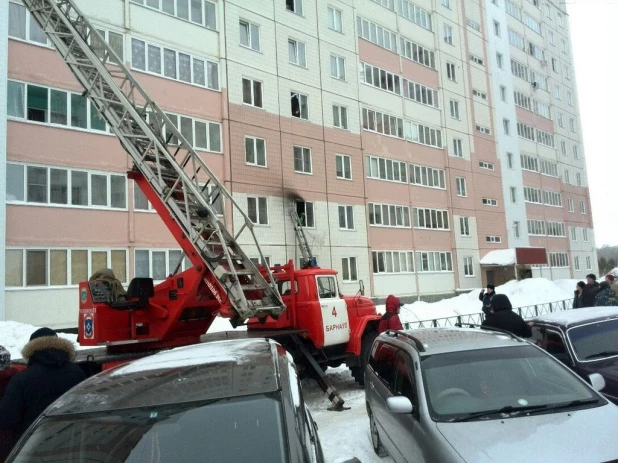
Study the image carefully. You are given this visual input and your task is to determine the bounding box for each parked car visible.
[6,338,354,463]
[365,327,618,463]
[528,306,618,404]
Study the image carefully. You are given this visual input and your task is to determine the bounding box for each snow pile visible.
[479,248,517,266]
[375,278,577,324]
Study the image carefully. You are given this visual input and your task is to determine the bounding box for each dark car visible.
[529,307,618,404]
[5,338,335,463]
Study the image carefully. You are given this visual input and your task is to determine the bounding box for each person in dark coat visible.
[479,285,495,317]
[582,274,601,307]
[594,280,618,307]
[481,294,532,338]
[0,346,25,462]
[0,328,86,450]
[378,295,404,333]
[573,281,585,309]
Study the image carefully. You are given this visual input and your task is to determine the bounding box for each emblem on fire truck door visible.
[84,315,94,339]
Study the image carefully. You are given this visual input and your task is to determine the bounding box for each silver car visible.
[365,328,618,463]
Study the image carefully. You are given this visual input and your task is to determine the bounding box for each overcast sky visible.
[567,0,615,247]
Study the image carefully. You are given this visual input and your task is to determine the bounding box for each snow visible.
[374,278,577,325]
[479,248,517,266]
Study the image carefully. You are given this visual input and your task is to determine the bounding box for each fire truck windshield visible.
[11,394,289,463]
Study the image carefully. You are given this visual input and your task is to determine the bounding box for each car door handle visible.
[320,304,328,308]
[369,381,375,389]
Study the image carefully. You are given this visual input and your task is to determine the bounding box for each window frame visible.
[239,19,261,52]
[247,195,269,225]
[463,256,474,277]
[288,38,307,67]
[332,104,349,130]
[242,77,263,108]
[327,6,343,33]
[338,205,355,230]
[341,257,358,282]
[335,154,352,180]
[245,135,267,168]
[134,248,191,282]
[293,145,313,175]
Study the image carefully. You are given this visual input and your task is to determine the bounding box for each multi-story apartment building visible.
[1,0,596,328]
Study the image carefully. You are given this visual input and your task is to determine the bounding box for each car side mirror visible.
[589,373,606,392]
[359,280,365,296]
[386,396,414,414]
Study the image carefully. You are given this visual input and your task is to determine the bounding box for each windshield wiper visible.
[450,404,548,422]
[585,351,618,360]
[526,398,601,415]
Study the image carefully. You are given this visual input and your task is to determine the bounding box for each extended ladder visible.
[23,0,285,322]
[290,210,314,269]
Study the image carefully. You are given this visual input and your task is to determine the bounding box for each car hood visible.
[435,405,618,462]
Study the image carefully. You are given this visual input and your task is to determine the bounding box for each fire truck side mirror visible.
[359,280,365,296]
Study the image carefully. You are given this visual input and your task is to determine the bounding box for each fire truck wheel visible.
[349,328,377,386]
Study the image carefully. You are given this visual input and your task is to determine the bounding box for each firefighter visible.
[378,295,404,333]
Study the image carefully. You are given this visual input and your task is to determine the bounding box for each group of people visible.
[573,273,618,308]
[0,328,86,461]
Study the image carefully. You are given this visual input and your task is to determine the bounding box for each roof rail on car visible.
[478,326,524,343]
[385,330,426,352]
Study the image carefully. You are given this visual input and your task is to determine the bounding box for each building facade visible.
[2,0,596,328]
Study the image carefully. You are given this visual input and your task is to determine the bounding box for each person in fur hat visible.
[0,328,86,449]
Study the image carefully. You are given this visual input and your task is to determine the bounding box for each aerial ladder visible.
[290,210,315,269]
[22,0,285,337]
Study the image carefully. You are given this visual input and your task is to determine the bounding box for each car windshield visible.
[10,393,288,463]
[421,345,598,422]
[568,319,618,361]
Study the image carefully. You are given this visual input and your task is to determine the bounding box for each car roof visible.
[383,327,524,356]
[46,338,283,416]
[529,307,618,328]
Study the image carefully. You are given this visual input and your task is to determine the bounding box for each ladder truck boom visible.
[290,210,315,269]
[22,0,285,338]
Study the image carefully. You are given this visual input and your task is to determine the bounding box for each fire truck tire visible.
[349,328,377,386]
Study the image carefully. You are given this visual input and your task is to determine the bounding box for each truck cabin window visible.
[317,276,338,299]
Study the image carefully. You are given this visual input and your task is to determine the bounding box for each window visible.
[330,55,346,80]
[449,100,460,119]
[570,118,577,133]
[507,152,514,168]
[534,100,551,119]
[296,201,315,228]
[372,251,414,274]
[247,196,268,225]
[574,256,580,271]
[523,12,541,34]
[506,1,521,20]
[335,154,352,180]
[571,227,578,241]
[554,84,561,100]
[460,217,470,236]
[327,6,343,32]
[567,92,573,106]
[250,256,271,268]
[482,198,498,206]
[493,20,501,37]
[404,121,443,148]
[360,62,401,95]
[486,235,502,243]
[442,0,450,7]
[511,59,529,81]
[573,145,579,160]
[479,161,495,170]
[242,78,263,108]
[341,257,358,281]
[514,221,521,238]
[470,54,484,66]
[338,205,355,230]
[586,256,592,270]
[90,29,125,65]
[543,190,563,207]
[134,248,192,280]
[549,252,569,268]
[291,92,308,119]
[446,62,456,82]
[508,29,525,49]
[413,208,449,230]
[503,118,510,135]
[496,52,504,69]
[583,229,589,242]
[131,0,216,29]
[131,38,219,89]
[500,86,507,102]
[368,203,411,228]
[528,41,545,61]
[8,2,48,45]
[409,164,446,189]
[8,80,109,132]
[7,162,126,209]
[561,141,567,156]
[358,17,398,54]
[443,24,453,45]
[547,222,566,237]
[6,247,128,288]
[286,0,304,15]
[158,112,222,152]
[580,200,586,214]
[576,172,582,187]
[456,177,467,197]
[288,39,307,67]
[561,39,567,53]
[524,187,542,204]
[563,169,570,184]
[473,89,487,100]
[245,136,267,167]
[453,139,463,158]
[514,91,531,110]
[400,37,435,69]
[549,30,554,45]
[397,1,433,31]
[528,219,546,236]
[416,251,453,272]
[466,18,481,32]
[540,159,558,178]
[366,155,408,183]
[476,125,491,135]
[362,108,405,139]
[462,256,474,276]
[239,20,260,51]
[567,198,575,213]
[403,79,439,108]
[510,187,517,203]
[557,112,564,128]
[293,146,312,174]
[331,104,348,130]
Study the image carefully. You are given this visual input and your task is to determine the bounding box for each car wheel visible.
[369,409,388,458]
